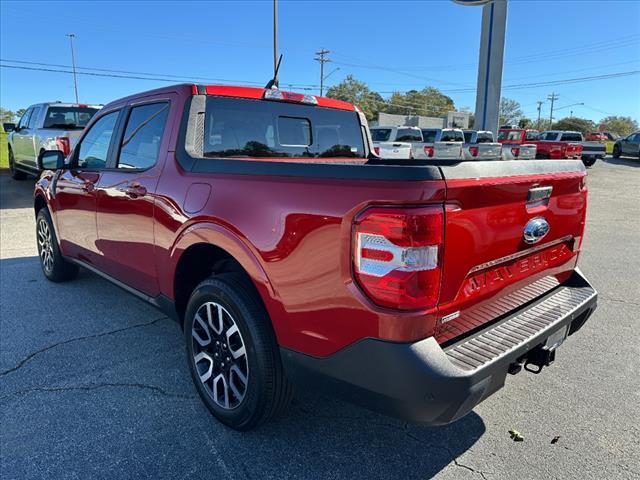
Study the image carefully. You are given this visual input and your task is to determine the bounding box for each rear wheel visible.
[36,209,79,282]
[582,157,596,167]
[8,147,27,180]
[184,273,293,430]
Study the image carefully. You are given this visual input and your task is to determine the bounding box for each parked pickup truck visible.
[4,102,101,180]
[369,126,420,159]
[497,128,537,160]
[462,130,502,161]
[413,128,464,160]
[33,84,597,431]
[533,131,583,160]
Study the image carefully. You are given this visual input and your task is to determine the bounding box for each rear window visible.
[43,106,99,129]
[498,130,521,141]
[560,133,583,142]
[463,131,474,143]
[540,132,560,141]
[203,97,364,158]
[395,128,422,143]
[525,131,539,141]
[440,130,464,142]
[477,132,494,143]
[421,129,437,143]
[370,128,391,142]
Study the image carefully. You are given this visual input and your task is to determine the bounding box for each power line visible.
[0,59,320,89]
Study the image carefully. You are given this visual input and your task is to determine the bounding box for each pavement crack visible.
[0,316,168,377]
[600,295,640,308]
[1,382,195,401]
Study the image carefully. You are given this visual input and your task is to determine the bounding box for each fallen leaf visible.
[551,436,561,444]
[509,429,524,442]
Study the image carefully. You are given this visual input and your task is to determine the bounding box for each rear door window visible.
[476,132,494,143]
[28,106,41,129]
[540,132,559,141]
[525,131,539,141]
[203,97,364,158]
[370,128,391,142]
[118,102,169,169]
[463,131,474,143]
[395,128,422,142]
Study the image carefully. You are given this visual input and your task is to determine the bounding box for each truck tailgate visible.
[375,142,412,159]
[477,143,502,160]
[434,142,462,160]
[435,160,587,343]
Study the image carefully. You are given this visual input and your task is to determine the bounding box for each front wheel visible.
[612,145,621,158]
[184,273,293,430]
[8,147,27,180]
[36,209,79,282]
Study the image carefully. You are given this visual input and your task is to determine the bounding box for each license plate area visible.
[545,325,569,350]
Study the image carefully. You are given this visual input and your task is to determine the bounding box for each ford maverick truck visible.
[34,84,597,430]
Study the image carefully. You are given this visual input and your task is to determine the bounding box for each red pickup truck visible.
[34,84,597,430]
[533,131,583,159]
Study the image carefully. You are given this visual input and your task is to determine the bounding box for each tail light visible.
[423,146,434,157]
[511,147,520,157]
[373,147,380,156]
[353,206,444,311]
[55,136,71,156]
[469,146,479,157]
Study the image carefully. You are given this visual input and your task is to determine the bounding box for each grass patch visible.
[0,132,8,169]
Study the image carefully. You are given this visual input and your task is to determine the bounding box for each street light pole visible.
[66,33,79,103]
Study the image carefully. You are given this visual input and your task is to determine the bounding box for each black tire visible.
[36,209,79,282]
[184,272,293,430]
[612,145,621,159]
[8,147,27,180]
[582,157,596,167]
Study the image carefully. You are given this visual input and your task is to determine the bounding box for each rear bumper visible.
[281,269,597,425]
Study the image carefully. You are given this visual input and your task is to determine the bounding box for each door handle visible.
[122,183,147,198]
[82,181,95,193]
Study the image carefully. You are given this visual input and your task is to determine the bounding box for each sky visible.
[1,0,639,124]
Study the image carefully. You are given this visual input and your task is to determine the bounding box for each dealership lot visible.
[1,158,639,480]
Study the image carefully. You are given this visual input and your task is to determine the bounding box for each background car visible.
[612,131,640,159]
[4,102,101,179]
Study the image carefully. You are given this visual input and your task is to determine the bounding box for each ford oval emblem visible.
[523,217,550,244]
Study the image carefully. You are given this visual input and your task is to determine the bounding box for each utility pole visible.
[570,110,573,118]
[315,49,330,96]
[66,33,79,103]
[273,0,278,80]
[547,92,559,126]
[536,100,544,130]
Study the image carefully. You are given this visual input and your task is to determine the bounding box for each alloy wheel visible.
[37,218,54,274]
[191,301,249,410]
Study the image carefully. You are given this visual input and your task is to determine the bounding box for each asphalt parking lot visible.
[1,157,639,480]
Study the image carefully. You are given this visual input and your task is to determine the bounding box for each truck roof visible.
[100,83,356,113]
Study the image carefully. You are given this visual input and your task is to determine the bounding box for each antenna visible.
[265,54,283,90]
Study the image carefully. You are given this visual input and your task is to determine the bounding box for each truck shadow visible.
[603,157,639,168]
[0,173,38,210]
[0,256,485,480]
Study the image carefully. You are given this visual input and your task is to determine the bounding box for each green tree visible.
[599,116,639,136]
[325,75,384,122]
[499,98,523,126]
[551,117,595,134]
[385,87,455,117]
[14,108,26,121]
[0,107,15,124]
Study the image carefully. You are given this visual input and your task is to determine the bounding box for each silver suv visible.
[5,102,101,179]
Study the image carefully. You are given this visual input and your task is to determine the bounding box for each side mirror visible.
[37,150,66,170]
[3,122,16,133]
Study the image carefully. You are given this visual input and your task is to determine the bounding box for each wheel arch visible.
[169,223,278,331]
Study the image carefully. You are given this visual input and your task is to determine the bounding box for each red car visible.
[585,132,607,142]
[34,84,597,430]
[533,131,583,159]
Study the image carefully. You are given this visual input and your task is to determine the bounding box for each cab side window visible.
[18,108,32,130]
[117,103,169,169]
[76,111,119,169]
[28,107,41,129]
